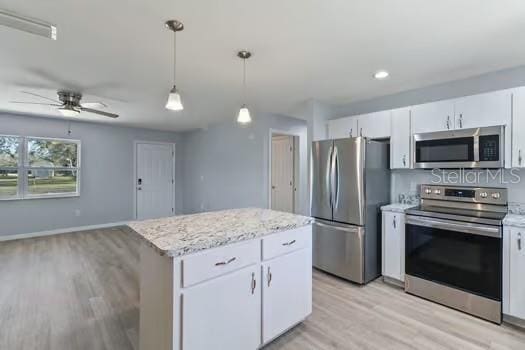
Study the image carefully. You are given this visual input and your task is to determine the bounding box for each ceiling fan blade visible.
[81,107,119,119]
[81,102,108,109]
[9,101,62,106]
[21,91,60,103]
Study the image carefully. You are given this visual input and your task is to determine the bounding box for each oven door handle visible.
[406,216,501,238]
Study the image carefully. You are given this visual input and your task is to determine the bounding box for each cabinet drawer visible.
[262,225,312,261]
[182,240,260,287]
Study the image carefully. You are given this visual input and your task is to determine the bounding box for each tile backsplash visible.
[391,168,525,207]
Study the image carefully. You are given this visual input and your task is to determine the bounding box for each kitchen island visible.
[128,208,313,350]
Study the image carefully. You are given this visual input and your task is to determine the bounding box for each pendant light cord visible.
[243,57,247,104]
[173,32,177,84]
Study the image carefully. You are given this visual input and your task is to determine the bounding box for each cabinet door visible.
[454,90,511,129]
[328,117,358,139]
[382,212,402,281]
[358,111,391,139]
[390,107,411,169]
[182,265,260,350]
[262,249,312,344]
[412,100,454,134]
[512,88,525,168]
[510,228,525,319]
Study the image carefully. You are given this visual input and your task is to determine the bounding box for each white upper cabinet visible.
[411,100,455,134]
[358,111,391,139]
[454,90,511,129]
[512,87,525,168]
[328,116,358,139]
[390,107,411,169]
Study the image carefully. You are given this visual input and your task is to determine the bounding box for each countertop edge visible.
[128,220,313,258]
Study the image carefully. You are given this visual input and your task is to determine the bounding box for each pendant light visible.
[165,20,184,111]
[237,50,252,125]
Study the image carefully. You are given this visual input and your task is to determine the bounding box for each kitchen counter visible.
[380,203,416,213]
[503,214,525,227]
[128,207,312,257]
[135,208,313,350]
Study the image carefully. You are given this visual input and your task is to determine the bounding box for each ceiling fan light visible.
[166,86,183,111]
[237,105,252,125]
[58,106,80,117]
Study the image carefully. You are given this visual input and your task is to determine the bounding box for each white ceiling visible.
[1,0,525,131]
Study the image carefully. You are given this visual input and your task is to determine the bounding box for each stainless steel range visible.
[405,185,508,324]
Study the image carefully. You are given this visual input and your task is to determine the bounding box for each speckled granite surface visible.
[503,214,525,227]
[381,203,416,213]
[128,208,313,257]
[508,203,525,215]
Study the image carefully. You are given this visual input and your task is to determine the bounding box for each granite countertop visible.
[128,208,313,257]
[380,203,416,213]
[503,214,525,227]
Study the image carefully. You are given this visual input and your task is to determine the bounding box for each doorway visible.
[270,133,299,213]
[135,141,175,220]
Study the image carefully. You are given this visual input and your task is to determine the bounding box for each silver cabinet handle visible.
[519,233,522,251]
[215,257,236,266]
[282,239,296,246]
[519,149,523,166]
[393,216,397,229]
[350,128,353,137]
[360,128,363,137]
[446,116,451,130]
[251,272,257,295]
[267,266,272,287]
[458,114,463,128]
[402,155,406,167]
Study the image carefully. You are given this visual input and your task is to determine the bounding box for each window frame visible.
[0,135,81,200]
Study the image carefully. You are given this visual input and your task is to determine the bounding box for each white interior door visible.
[136,142,174,220]
[271,135,294,213]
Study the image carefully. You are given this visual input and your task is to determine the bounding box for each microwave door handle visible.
[473,135,480,162]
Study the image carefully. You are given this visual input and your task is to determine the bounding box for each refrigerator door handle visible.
[326,145,334,208]
[332,146,340,209]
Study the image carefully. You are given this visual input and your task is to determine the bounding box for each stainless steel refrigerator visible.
[311,137,390,284]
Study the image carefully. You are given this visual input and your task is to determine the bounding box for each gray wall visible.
[181,113,308,215]
[0,113,183,237]
[332,65,525,118]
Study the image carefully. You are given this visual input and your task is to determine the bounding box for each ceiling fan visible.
[10,90,119,118]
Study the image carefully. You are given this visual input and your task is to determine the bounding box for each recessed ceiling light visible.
[374,70,389,80]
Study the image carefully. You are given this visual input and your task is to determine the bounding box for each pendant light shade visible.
[237,50,252,125]
[237,104,252,124]
[165,85,183,111]
[165,20,184,111]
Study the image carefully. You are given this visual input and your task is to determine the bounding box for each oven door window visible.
[405,223,501,301]
[415,137,474,163]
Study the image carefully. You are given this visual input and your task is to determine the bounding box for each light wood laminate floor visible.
[1,227,524,350]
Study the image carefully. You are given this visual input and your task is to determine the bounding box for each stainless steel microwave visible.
[413,126,505,169]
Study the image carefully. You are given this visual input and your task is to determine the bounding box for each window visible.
[0,135,80,200]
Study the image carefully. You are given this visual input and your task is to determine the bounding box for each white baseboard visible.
[0,221,130,242]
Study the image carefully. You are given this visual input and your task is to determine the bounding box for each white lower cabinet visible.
[504,226,525,320]
[139,226,313,350]
[262,248,312,343]
[382,211,405,282]
[182,265,261,350]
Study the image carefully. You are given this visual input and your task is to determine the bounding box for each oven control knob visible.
[480,192,488,198]
[492,192,501,200]
[425,188,432,194]
[433,189,441,195]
